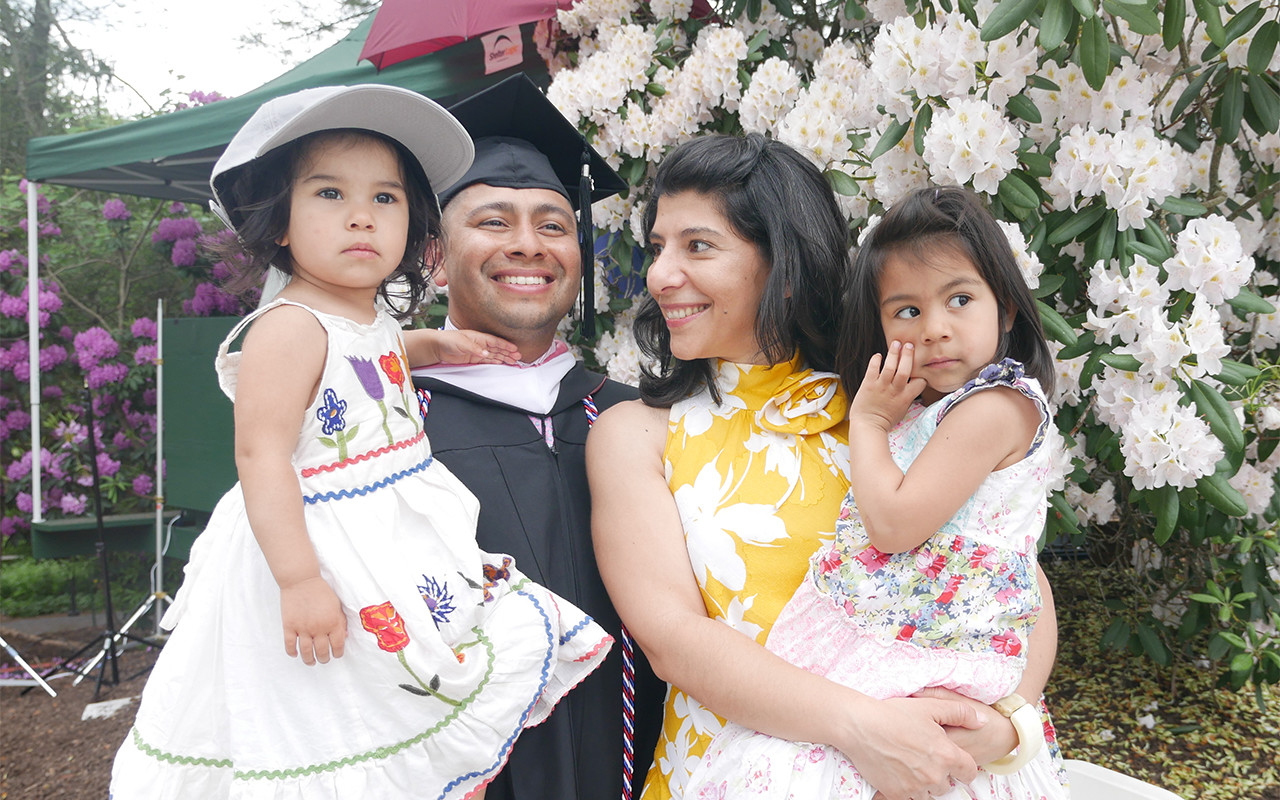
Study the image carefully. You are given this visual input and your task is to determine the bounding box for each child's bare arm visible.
[849,343,1040,553]
[234,305,346,666]
[402,328,518,367]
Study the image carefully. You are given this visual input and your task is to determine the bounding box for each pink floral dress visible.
[111,300,611,800]
[687,359,1068,800]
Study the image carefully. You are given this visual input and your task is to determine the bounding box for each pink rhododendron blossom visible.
[131,317,158,339]
[170,238,199,267]
[102,198,132,221]
[133,474,154,496]
[152,217,203,243]
[73,327,119,369]
[59,494,88,515]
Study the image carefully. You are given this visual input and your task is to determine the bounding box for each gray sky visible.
[63,1,351,116]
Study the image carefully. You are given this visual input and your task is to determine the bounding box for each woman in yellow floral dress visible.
[588,134,1058,800]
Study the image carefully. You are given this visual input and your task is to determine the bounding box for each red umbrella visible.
[359,0,575,70]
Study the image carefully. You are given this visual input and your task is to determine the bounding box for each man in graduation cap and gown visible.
[408,75,664,800]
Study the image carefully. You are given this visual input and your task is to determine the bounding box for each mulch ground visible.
[0,627,158,799]
[1,561,1278,799]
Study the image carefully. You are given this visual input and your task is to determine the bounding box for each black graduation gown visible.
[415,363,665,800]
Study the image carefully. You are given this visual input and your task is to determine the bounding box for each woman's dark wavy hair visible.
[838,186,1055,399]
[634,133,851,407]
[209,129,439,320]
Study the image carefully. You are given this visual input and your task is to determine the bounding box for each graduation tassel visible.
[579,150,595,341]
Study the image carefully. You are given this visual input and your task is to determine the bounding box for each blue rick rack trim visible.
[302,456,433,505]
[437,587,556,800]
[559,615,594,647]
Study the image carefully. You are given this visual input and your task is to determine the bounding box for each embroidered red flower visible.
[896,623,916,642]
[991,630,1023,656]
[1043,715,1057,744]
[360,601,410,653]
[379,352,406,388]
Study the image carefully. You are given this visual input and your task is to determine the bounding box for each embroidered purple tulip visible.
[347,356,394,445]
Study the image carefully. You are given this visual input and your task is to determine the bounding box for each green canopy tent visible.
[19,15,550,617]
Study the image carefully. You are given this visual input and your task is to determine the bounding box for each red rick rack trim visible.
[301,431,427,477]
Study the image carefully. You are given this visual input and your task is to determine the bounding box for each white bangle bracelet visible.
[983,702,1043,775]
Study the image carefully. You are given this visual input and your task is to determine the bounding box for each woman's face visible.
[646,190,771,364]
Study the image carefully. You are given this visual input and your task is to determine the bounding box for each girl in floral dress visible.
[110,85,611,800]
[686,186,1070,799]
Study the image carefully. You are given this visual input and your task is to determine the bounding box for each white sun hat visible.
[209,84,474,228]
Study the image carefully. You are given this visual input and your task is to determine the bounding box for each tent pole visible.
[26,180,42,524]
[154,299,165,634]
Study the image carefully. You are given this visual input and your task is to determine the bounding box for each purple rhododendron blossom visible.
[42,385,63,400]
[0,293,24,318]
[102,198,132,221]
[183,282,242,316]
[1,516,22,538]
[5,409,31,431]
[211,261,233,281]
[16,492,33,513]
[133,474,154,496]
[17,218,27,232]
[134,343,158,365]
[87,362,129,390]
[189,90,227,105]
[40,287,62,314]
[40,222,61,237]
[12,361,30,381]
[131,317,157,339]
[96,453,121,478]
[169,202,186,214]
[40,344,67,370]
[46,451,67,479]
[6,451,31,481]
[112,431,132,450]
[60,494,88,515]
[0,420,8,441]
[74,327,119,369]
[142,388,156,407]
[171,238,199,267]
[152,217,202,243]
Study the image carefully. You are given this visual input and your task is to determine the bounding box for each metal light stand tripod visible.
[0,632,58,696]
[52,379,163,699]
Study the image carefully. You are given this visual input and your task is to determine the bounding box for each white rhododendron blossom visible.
[1119,394,1224,490]
[1067,480,1118,526]
[1164,215,1256,306]
[1085,256,1169,345]
[997,220,1042,290]
[1230,462,1278,519]
[778,77,857,168]
[555,0,638,38]
[922,97,1021,195]
[1047,126,1180,230]
[738,57,802,134]
[594,306,646,387]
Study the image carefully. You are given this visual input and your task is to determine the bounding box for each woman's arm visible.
[234,305,345,666]
[588,400,983,800]
[921,567,1059,763]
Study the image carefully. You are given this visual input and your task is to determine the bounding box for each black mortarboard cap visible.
[439,74,627,339]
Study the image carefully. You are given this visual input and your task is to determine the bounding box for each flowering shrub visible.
[540,0,1280,690]
[0,173,253,544]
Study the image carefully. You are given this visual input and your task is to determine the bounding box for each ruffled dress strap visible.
[213,299,362,402]
[937,358,1051,459]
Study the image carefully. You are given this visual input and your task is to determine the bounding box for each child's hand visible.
[850,340,927,432]
[434,330,520,366]
[280,576,347,666]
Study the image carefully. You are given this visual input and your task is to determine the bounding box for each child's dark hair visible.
[634,133,850,407]
[209,129,439,320]
[839,186,1054,398]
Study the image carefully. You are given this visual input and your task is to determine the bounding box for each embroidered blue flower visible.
[418,575,456,628]
[316,388,347,435]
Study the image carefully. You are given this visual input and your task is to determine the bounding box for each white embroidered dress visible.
[111,300,611,800]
